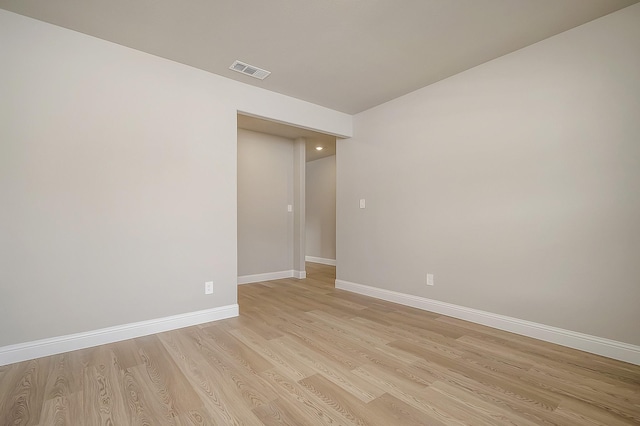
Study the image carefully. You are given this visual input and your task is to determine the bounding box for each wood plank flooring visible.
[1,262,639,425]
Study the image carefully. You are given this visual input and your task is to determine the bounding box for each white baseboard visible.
[305,256,336,266]
[0,304,239,366]
[238,269,307,284]
[238,270,294,285]
[335,279,640,366]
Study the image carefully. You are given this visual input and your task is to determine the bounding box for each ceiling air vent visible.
[229,60,271,80]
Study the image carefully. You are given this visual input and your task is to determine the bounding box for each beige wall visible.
[0,10,351,347]
[306,155,336,261]
[292,139,307,275]
[237,129,293,276]
[337,4,640,345]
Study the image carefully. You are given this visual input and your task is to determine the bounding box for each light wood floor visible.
[1,263,639,425]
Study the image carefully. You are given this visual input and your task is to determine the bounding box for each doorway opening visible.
[236,113,337,287]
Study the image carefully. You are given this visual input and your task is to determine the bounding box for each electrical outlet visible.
[205,281,214,294]
[427,274,434,286]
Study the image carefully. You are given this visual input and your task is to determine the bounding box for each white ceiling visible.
[1,0,637,114]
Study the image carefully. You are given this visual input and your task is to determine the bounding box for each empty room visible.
[1,1,639,425]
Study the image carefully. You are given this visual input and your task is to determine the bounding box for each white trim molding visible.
[238,270,294,285]
[0,304,239,366]
[335,279,640,366]
[305,256,336,266]
[238,269,307,285]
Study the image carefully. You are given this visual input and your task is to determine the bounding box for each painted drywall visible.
[293,139,307,276]
[306,155,337,261]
[0,10,351,348]
[337,4,640,346]
[237,129,293,276]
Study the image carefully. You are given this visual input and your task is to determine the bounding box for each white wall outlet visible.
[287,204,293,212]
[205,281,214,294]
[359,199,366,209]
[427,273,434,286]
